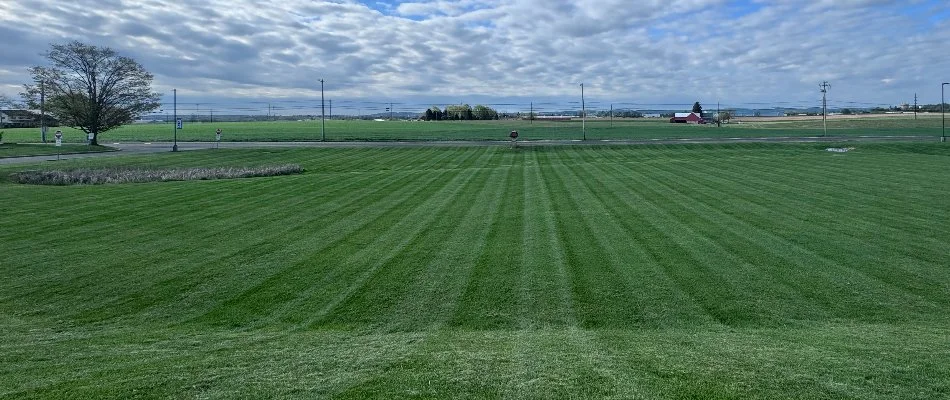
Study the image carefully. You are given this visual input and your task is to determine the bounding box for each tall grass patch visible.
[10,164,303,185]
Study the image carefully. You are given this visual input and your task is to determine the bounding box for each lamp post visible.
[320,79,325,141]
[942,82,948,142]
[40,79,46,143]
[173,88,178,152]
[580,83,586,141]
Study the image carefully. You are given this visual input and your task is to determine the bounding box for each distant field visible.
[0,114,943,143]
[2,142,948,398]
[730,113,943,135]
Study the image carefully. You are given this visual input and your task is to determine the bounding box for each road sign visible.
[55,130,62,147]
[176,119,183,129]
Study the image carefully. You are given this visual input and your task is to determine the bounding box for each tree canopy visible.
[21,41,161,145]
[423,104,498,121]
[692,102,703,114]
[714,111,732,124]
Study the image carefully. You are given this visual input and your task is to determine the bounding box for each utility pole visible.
[914,93,918,120]
[717,101,721,127]
[320,79,325,141]
[390,102,394,121]
[580,83,586,140]
[610,104,613,128]
[40,80,46,142]
[329,99,332,120]
[530,102,533,124]
[210,108,213,123]
[820,81,830,137]
[942,83,948,142]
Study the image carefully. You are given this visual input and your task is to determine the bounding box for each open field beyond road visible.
[0,114,945,143]
[2,143,949,398]
[735,112,936,122]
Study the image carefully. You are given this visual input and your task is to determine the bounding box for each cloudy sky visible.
[1,0,948,113]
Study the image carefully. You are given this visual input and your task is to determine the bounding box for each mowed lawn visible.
[1,143,949,398]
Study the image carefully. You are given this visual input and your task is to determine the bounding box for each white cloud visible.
[0,0,948,109]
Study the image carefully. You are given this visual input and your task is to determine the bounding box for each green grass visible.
[729,115,943,136]
[1,143,949,398]
[0,143,114,158]
[0,114,944,143]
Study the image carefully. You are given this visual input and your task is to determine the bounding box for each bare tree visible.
[0,94,19,108]
[21,41,161,145]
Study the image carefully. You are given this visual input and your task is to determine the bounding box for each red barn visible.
[669,112,703,124]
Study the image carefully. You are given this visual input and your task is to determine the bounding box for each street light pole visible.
[173,88,178,152]
[40,80,46,143]
[942,82,948,142]
[320,79,326,141]
[580,83,586,141]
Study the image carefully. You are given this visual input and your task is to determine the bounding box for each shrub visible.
[11,164,303,185]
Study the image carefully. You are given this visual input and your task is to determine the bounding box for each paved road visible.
[1,135,940,165]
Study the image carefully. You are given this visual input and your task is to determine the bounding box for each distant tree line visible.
[898,104,948,113]
[595,109,643,118]
[421,104,499,121]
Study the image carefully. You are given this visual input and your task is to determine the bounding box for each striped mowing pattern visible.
[1,143,949,398]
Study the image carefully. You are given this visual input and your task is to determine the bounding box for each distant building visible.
[525,115,574,121]
[669,112,703,124]
[0,109,56,128]
[0,110,36,128]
